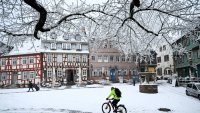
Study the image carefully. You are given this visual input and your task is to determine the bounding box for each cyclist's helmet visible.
[111,87,115,90]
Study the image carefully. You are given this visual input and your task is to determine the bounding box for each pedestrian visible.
[133,78,135,86]
[28,81,34,92]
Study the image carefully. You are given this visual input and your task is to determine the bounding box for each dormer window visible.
[63,34,70,40]
[62,43,66,50]
[67,43,71,50]
[76,43,81,51]
[44,43,50,49]
[57,43,62,50]
[75,34,81,41]
[51,43,56,50]
[71,43,76,50]
[82,44,88,50]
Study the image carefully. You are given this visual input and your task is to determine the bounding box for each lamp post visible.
[90,64,93,79]
[188,51,192,81]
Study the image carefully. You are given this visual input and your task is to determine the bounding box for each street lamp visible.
[188,51,192,81]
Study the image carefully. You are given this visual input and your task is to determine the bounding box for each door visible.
[65,69,74,84]
[110,69,115,81]
[11,72,17,84]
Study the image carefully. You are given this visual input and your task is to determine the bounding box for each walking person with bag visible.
[27,81,34,92]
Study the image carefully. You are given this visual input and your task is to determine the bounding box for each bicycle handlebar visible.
[106,98,114,100]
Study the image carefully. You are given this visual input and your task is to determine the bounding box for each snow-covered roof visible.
[41,33,88,43]
[7,36,89,56]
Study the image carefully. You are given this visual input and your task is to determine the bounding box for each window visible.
[57,69,63,77]
[12,58,17,65]
[68,55,73,62]
[104,55,108,62]
[98,55,102,62]
[192,85,197,90]
[30,72,36,79]
[132,56,136,62]
[1,73,7,80]
[75,34,81,41]
[0,58,6,66]
[97,69,102,76]
[121,55,125,62]
[83,70,87,75]
[164,55,169,62]
[76,55,80,62]
[110,55,114,62]
[57,43,62,50]
[57,54,62,62]
[91,56,95,61]
[82,55,87,63]
[22,57,27,64]
[51,43,56,50]
[82,45,88,50]
[116,56,120,62]
[62,43,66,50]
[109,42,113,48]
[126,57,130,62]
[157,68,162,75]
[29,57,34,64]
[198,49,200,58]
[157,57,161,63]
[47,69,52,78]
[44,43,50,49]
[47,54,52,62]
[76,43,81,50]
[71,43,76,50]
[22,71,29,80]
[160,47,162,52]
[163,45,166,51]
[67,43,71,50]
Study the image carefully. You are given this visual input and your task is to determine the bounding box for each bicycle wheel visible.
[117,105,127,113]
[102,102,111,113]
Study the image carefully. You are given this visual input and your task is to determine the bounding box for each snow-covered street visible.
[0,81,200,113]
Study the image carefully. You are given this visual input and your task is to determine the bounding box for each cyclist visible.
[106,87,121,112]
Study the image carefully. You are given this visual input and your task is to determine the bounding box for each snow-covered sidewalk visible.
[0,81,200,113]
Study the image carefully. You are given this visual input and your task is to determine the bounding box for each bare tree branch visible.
[24,0,50,39]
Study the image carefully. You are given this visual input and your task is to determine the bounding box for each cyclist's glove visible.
[106,98,109,100]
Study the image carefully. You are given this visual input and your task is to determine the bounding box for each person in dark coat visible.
[28,81,34,92]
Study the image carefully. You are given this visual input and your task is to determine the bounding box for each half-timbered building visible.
[0,53,43,87]
[41,33,89,85]
[0,32,89,87]
[0,39,43,87]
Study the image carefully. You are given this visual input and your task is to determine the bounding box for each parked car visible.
[186,82,200,100]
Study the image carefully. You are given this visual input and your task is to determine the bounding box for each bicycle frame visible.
[107,99,115,111]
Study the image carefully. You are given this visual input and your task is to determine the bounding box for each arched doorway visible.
[65,69,75,85]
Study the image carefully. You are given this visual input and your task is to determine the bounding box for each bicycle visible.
[102,99,127,113]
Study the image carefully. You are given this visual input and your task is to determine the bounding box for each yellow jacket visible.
[107,89,120,100]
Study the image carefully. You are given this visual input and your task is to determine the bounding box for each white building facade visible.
[156,43,174,79]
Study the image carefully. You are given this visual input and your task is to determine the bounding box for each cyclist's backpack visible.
[115,88,121,97]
